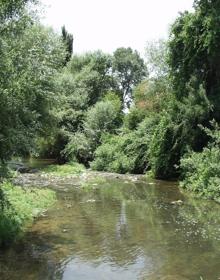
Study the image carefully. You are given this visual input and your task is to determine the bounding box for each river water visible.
[1,173,220,280]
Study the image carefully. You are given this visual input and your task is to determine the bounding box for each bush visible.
[84,99,122,142]
[0,182,56,246]
[180,123,220,201]
[148,114,179,179]
[35,130,68,162]
[91,134,135,174]
[64,96,123,164]
[147,79,211,179]
[91,116,158,174]
[0,164,13,178]
[180,147,220,201]
[64,132,93,165]
[124,107,146,130]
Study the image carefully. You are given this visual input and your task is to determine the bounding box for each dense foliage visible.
[0,0,66,162]
[42,49,146,163]
[180,123,220,201]
[91,0,220,200]
[64,94,123,164]
[0,0,63,246]
[91,116,158,174]
[112,47,148,107]
[61,25,73,64]
[1,0,220,230]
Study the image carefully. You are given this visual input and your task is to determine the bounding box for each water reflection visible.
[55,254,152,280]
[1,176,220,279]
[116,201,128,240]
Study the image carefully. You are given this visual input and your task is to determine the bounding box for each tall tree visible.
[169,0,220,112]
[145,39,169,79]
[61,25,73,64]
[57,51,117,133]
[0,0,34,21]
[0,0,66,162]
[112,47,148,108]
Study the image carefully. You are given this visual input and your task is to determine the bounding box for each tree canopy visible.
[112,47,148,108]
[0,0,66,162]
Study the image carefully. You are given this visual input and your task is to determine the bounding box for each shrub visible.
[124,107,146,130]
[35,130,68,162]
[91,134,135,174]
[148,114,179,179]
[84,100,122,142]
[0,164,13,178]
[91,116,158,174]
[180,123,220,201]
[64,96,123,164]
[64,132,93,165]
[147,79,211,179]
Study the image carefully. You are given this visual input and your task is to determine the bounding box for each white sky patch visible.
[40,0,194,57]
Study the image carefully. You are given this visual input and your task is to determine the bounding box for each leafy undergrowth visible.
[180,146,220,202]
[0,181,56,247]
[41,162,85,176]
[180,124,220,202]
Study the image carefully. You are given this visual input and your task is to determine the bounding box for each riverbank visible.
[13,168,146,190]
[0,181,56,247]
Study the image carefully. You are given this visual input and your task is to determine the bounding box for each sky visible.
[40,0,194,57]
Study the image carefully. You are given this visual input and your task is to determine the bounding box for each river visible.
[1,171,220,279]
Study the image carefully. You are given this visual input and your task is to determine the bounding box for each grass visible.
[41,162,85,176]
[0,181,56,246]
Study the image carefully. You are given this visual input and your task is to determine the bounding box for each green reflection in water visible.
[1,176,220,280]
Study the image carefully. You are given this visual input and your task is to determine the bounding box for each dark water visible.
[1,175,220,280]
[23,158,57,169]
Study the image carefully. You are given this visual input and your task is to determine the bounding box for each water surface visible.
[1,175,220,280]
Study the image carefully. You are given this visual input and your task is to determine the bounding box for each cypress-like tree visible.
[61,25,73,64]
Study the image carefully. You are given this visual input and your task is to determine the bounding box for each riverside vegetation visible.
[0,181,56,246]
[1,0,220,245]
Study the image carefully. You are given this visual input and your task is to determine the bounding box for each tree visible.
[39,51,120,161]
[0,2,66,163]
[168,0,220,119]
[0,0,34,22]
[83,96,122,147]
[147,0,220,179]
[145,39,169,79]
[64,94,122,164]
[69,51,117,105]
[112,47,148,108]
[56,51,118,134]
[61,25,73,64]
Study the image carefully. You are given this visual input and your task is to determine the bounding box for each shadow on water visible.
[1,175,220,279]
